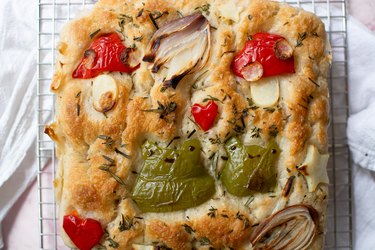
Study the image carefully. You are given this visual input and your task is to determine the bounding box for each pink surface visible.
[2,1,375,249]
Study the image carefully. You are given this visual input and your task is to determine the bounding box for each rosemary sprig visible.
[99,165,126,186]
[102,155,115,165]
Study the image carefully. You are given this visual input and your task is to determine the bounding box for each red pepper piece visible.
[192,101,218,131]
[63,214,104,250]
[73,33,139,79]
[232,33,295,80]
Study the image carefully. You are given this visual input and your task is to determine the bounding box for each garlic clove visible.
[250,78,279,107]
[132,244,156,250]
[92,74,118,113]
[274,39,293,60]
[298,145,329,192]
[218,1,243,22]
[241,61,263,82]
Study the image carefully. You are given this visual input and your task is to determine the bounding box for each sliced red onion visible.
[143,13,211,89]
[250,205,319,250]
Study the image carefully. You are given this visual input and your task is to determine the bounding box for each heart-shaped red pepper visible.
[191,100,218,131]
[63,214,104,250]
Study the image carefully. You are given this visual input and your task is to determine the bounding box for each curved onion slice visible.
[92,74,118,112]
[250,205,319,250]
[143,13,211,89]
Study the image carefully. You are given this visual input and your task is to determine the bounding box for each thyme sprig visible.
[207,206,217,218]
[118,214,139,231]
[104,230,119,248]
[250,127,262,138]
[97,135,114,148]
[195,4,211,15]
[142,101,177,119]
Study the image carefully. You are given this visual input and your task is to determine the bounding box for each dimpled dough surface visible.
[46,0,331,249]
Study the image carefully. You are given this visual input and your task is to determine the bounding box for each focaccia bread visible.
[45,0,331,249]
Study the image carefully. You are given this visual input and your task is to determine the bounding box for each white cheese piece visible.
[299,145,330,192]
[250,78,280,107]
[218,1,243,22]
[92,74,118,112]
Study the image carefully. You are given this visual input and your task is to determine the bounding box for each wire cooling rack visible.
[37,0,351,249]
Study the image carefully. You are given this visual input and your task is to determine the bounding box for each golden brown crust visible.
[47,0,331,249]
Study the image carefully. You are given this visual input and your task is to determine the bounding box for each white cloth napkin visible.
[0,0,38,248]
[347,17,375,171]
[347,17,375,250]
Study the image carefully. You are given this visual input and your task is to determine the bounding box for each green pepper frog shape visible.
[132,139,215,213]
[221,137,280,197]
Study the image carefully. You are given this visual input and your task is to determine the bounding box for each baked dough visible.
[46,0,331,249]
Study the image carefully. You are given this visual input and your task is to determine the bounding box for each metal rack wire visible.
[37,0,351,249]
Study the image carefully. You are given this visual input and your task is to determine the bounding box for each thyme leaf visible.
[133,36,143,41]
[250,127,262,138]
[97,135,114,148]
[207,206,217,218]
[182,224,195,234]
[89,29,101,39]
[268,124,279,138]
[195,4,211,15]
[104,230,119,248]
[148,13,159,29]
[118,214,138,231]
[76,103,80,116]
[115,148,131,159]
[203,95,222,103]
[296,32,307,47]
[199,237,211,245]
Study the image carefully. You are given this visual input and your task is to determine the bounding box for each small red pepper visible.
[232,33,295,80]
[73,33,139,79]
[192,101,218,131]
[63,214,104,250]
